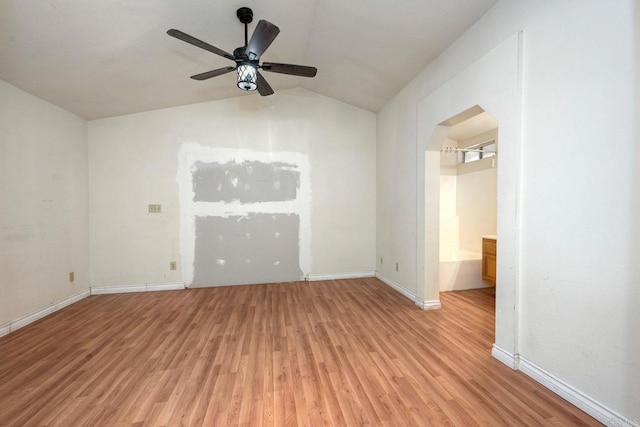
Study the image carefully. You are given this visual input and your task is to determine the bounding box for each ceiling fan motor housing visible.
[233,46,248,60]
[236,7,253,24]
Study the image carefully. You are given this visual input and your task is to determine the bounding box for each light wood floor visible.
[0,279,600,426]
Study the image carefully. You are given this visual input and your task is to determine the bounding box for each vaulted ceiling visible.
[0,0,498,120]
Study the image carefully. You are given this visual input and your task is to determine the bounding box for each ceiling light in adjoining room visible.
[237,63,257,91]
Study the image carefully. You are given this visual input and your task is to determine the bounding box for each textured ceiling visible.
[0,0,498,120]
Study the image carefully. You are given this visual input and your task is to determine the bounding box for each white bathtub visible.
[439,250,490,291]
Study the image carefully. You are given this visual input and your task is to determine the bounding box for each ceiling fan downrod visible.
[236,7,253,48]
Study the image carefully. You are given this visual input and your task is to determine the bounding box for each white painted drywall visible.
[376,94,419,295]
[439,173,458,254]
[88,88,376,287]
[0,79,89,327]
[457,165,497,254]
[376,0,639,422]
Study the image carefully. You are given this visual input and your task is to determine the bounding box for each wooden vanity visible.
[482,236,496,285]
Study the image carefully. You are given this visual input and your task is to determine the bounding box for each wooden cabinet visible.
[482,237,496,285]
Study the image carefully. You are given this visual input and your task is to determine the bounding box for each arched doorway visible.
[415,33,523,364]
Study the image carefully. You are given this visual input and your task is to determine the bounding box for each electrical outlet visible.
[148,204,162,213]
[380,257,383,264]
[395,263,399,272]
[170,261,177,271]
[69,272,75,282]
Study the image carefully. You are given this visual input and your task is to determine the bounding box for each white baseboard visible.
[375,272,442,311]
[91,282,185,295]
[519,357,638,427]
[91,285,146,295]
[492,345,637,427]
[0,323,11,338]
[492,344,520,369]
[0,289,91,338]
[375,272,416,301]
[306,271,376,281]
[147,283,186,292]
[415,299,442,311]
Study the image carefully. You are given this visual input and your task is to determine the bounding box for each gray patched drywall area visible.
[192,213,302,287]
[193,161,300,203]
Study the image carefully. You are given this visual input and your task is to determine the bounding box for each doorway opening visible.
[416,33,522,363]
[438,112,498,296]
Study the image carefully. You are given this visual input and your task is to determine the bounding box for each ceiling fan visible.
[167,7,317,96]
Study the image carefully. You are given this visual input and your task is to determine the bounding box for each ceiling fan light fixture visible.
[237,63,257,91]
[168,7,316,96]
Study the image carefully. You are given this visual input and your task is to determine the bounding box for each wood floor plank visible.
[0,279,602,426]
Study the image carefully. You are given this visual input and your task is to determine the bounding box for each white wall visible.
[89,88,376,288]
[0,79,89,328]
[439,175,458,254]
[376,94,418,294]
[439,139,458,255]
[440,165,497,256]
[457,165,497,253]
[377,0,639,423]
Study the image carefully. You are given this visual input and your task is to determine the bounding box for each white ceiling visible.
[447,112,498,141]
[0,0,498,120]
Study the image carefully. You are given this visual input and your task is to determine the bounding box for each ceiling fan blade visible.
[256,72,274,96]
[191,66,236,81]
[167,29,235,61]
[245,20,280,60]
[261,62,317,78]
